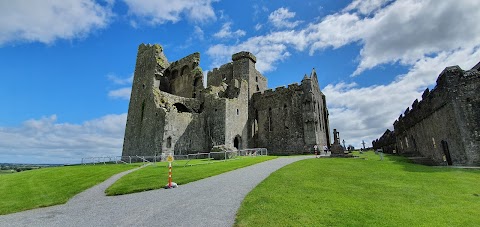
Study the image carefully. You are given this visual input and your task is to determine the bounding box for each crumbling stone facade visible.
[375,62,480,166]
[122,44,331,157]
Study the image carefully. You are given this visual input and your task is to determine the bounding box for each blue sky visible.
[1,0,479,164]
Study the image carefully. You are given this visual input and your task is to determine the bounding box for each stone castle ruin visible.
[122,44,331,157]
[374,62,480,166]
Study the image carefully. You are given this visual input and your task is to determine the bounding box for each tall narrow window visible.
[268,108,273,132]
[167,137,172,148]
[140,100,145,121]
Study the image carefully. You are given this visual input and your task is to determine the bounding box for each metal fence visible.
[81,148,268,166]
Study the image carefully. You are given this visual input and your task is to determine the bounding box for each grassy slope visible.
[235,152,480,226]
[106,156,277,196]
[0,164,137,215]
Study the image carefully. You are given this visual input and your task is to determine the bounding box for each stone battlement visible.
[394,65,479,132]
[232,51,256,63]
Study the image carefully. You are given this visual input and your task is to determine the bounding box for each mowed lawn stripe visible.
[106,156,277,196]
[0,164,138,215]
[235,152,480,226]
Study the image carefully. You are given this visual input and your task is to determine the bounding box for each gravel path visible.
[0,156,313,227]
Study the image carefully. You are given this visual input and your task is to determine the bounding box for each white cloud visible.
[123,0,217,25]
[205,0,480,146]
[323,47,480,147]
[343,0,394,15]
[0,0,113,45]
[322,0,480,76]
[193,26,205,40]
[268,7,302,29]
[107,73,133,85]
[0,114,127,164]
[108,88,132,100]
[213,22,246,39]
[107,74,133,100]
[255,23,263,31]
[208,1,480,76]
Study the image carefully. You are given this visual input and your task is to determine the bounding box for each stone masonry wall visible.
[393,65,480,165]
[124,44,332,158]
[123,44,168,157]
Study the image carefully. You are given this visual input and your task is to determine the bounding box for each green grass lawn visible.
[0,164,138,215]
[106,156,277,195]
[235,151,480,226]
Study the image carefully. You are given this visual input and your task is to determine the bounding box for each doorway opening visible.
[234,135,242,149]
[441,140,453,165]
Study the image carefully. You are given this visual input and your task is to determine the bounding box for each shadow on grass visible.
[374,152,480,173]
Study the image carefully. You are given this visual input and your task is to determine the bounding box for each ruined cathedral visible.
[122,44,330,157]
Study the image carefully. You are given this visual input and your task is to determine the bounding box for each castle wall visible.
[156,91,206,155]
[123,44,168,157]
[202,88,227,149]
[372,129,396,153]
[251,78,329,155]
[124,45,332,158]
[393,65,480,165]
[252,86,306,154]
[163,53,202,98]
[207,63,233,87]
[449,68,480,165]
[301,73,330,149]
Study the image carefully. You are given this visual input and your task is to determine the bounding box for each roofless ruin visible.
[122,44,331,157]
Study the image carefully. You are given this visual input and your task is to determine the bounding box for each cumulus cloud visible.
[206,0,480,146]
[324,47,480,147]
[328,0,480,76]
[268,7,302,29]
[213,22,246,39]
[208,1,480,75]
[0,114,127,164]
[123,0,217,25]
[0,0,113,45]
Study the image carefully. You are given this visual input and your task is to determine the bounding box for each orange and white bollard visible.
[168,162,172,188]
[165,154,177,189]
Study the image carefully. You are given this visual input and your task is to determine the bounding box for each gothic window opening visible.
[167,137,172,148]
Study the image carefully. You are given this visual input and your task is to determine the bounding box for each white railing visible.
[80,148,268,166]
